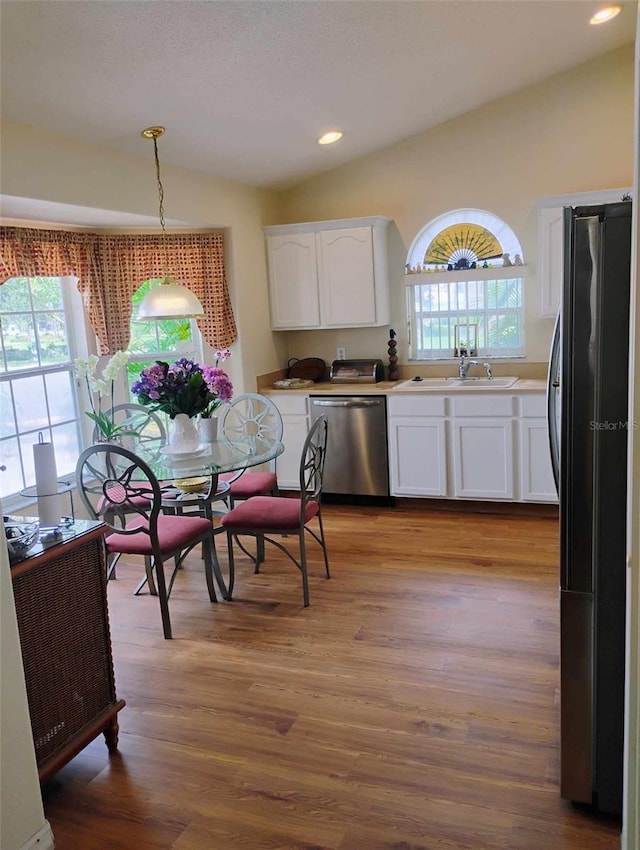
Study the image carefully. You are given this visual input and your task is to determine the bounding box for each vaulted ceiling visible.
[1,0,636,191]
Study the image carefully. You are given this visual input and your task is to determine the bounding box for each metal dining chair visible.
[76,443,220,639]
[220,415,330,607]
[91,403,167,580]
[91,402,166,456]
[217,393,283,502]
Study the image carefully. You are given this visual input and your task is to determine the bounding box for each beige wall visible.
[0,122,286,392]
[274,45,635,371]
[1,47,633,381]
[0,520,53,850]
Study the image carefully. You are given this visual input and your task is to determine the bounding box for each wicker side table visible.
[10,521,125,782]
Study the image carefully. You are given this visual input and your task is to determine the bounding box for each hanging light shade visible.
[138,126,204,320]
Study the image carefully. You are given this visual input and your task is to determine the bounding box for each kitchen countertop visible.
[263,378,547,395]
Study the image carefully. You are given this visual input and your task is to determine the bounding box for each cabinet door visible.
[266,233,320,329]
[268,394,308,490]
[277,415,309,489]
[452,418,514,499]
[389,417,447,496]
[520,419,558,503]
[318,227,377,327]
[538,205,564,319]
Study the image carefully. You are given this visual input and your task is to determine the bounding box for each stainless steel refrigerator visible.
[547,200,631,815]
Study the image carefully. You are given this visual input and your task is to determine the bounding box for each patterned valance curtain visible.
[0,227,237,354]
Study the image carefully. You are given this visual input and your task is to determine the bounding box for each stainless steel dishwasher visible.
[309,395,390,501]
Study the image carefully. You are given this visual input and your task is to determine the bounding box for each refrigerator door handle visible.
[547,310,561,496]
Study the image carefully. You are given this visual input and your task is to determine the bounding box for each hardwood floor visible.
[42,503,621,849]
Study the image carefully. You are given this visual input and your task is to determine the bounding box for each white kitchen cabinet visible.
[388,389,557,504]
[451,395,514,500]
[537,205,563,319]
[535,187,630,319]
[268,393,309,490]
[518,394,557,502]
[388,395,447,496]
[264,217,391,330]
[266,233,320,328]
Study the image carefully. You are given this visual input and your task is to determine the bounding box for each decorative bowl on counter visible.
[4,516,40,563]
[273,379,315,390]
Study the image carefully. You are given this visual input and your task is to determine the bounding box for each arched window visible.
[405,209,526,360]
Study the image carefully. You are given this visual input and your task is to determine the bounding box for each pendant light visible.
[137,126,205,320]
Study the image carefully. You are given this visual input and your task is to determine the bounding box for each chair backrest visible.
[299,415,328,505]
[76,443,163,543]
[218,393,284,456]
[91,403,166,459]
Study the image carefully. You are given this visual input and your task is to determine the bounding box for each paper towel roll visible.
[33,436,60,528]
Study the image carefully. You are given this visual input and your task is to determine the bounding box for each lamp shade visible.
[137,277,205,320]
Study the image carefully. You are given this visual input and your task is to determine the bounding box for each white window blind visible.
[407,273,525,360]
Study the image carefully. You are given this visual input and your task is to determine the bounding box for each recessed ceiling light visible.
[589,5,622,24]
[317,131,343,145]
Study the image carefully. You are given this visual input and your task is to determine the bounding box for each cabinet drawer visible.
[520,393,547,418]
[452,395,514,417]
[269,393,308,415]
[388,394,446,417]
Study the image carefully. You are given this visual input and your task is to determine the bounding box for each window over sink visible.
[405,209,526,361]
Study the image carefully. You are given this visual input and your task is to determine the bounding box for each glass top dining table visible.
[125,433,284,599]
[139,434,284,483]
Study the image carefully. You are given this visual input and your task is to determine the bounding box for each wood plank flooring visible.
[41,503,622,850]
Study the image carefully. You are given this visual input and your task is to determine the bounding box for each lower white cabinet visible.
[388,390,557,504]
[452,418,514,499]
[268,393,309,490]
[451,394,514,500]
[388,395,447,496]
[518,394,557,502]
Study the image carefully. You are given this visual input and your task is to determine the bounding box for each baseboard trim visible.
[21,821,55,850]
[389,497,559,518]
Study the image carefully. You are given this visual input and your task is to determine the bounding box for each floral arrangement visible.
[75,351,133,440]
[131,351,233,419]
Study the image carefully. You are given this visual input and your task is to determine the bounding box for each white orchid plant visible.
[75,351,134,441]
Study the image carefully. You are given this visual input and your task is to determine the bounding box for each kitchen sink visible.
[392,376,519,390]
[447,377,519,388]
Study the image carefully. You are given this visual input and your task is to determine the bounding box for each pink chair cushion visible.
[221,495,318,532]
[106,514,213,556]
[221,471,277,499]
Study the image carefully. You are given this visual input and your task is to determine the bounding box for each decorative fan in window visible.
[406,208,524,273]
[425,223,502,270]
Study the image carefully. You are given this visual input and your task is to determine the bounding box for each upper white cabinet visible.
[535,187,630,319]
[537,205,564,319]
[264,216,392,330]
[266,232,320,328]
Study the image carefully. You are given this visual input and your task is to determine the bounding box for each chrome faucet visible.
[458,356,478,379]
[483,362,493,379]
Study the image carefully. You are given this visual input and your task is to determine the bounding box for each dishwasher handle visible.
[311,398,383,408]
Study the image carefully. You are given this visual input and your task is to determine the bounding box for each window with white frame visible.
[405,209,526,360]
[0,277,86,501]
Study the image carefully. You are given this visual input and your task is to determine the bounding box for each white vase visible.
[169,413,200,453]
[198,415,218,443]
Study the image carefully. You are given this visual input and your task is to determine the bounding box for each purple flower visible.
[131,357,233,418]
